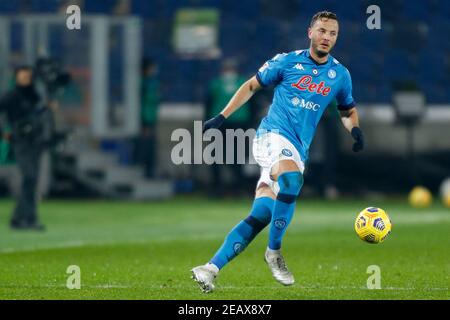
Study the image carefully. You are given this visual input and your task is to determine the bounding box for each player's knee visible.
[276,171,303,203]
[255,183,276,199]
[244,215,268,234]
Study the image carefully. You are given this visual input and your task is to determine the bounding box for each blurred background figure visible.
[113,0,131,15]
[0,66,45,230]
[0,121,12,165]
[136,58,160,178]
[321,100,340,200]
[205,58,252,197]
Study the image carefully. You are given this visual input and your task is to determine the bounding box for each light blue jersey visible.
[256,49,355,162]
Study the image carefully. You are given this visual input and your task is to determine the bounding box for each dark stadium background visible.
[0,0,448,199]
[0,0,448,301]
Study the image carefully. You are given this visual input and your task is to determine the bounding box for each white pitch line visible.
[0,212,448,253]
[0,241,86,253]
[0,235,220,253]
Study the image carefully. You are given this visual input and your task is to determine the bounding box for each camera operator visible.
[0,65,47,231]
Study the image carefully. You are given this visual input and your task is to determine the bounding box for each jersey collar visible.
[306,49,329,66]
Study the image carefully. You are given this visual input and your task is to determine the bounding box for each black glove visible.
[202,114,226,133]
[351,127,364,152]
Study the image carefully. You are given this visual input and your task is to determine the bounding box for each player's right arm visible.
[202,76,261,133]
[220,76,261,118]
[203,53,288,133]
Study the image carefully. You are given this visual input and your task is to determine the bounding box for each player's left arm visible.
[339,107,364,152]
[339,106,359,132]
[336,68,364,152]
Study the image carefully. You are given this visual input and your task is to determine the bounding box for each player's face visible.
[16,69,33,87]
[308,18,339,57]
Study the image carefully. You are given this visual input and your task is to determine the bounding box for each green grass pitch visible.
[0,197,448,300]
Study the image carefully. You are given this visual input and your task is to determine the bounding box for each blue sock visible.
[268,171,303,250]
[210,197,274,269]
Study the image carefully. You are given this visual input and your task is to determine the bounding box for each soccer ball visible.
[354,207,392,244]
[408,186,432,208]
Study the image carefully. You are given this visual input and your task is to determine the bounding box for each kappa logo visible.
[293,63,304,70]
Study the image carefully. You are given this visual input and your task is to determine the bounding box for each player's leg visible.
[264,159,303,286]
[191,184,275,293]
[269,159,303,250]
[209,184,275,268]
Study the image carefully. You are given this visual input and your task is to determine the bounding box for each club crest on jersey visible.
[291,75,331,96]
[328,69,336,79]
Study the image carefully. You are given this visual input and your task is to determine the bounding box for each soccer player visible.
[191,11,364,293]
